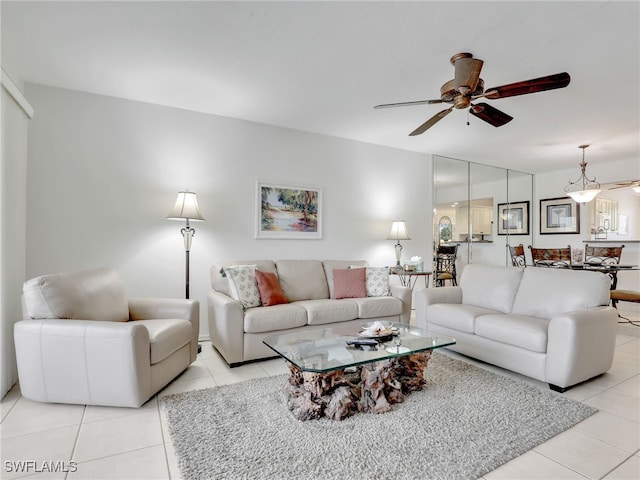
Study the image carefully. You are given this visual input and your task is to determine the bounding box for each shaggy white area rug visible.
[162,352,596,480]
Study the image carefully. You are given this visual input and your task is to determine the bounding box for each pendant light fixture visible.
[564,144,601,203]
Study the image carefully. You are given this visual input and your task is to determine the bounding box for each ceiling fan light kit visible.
[564,145,601,204]
[374,52,571,136]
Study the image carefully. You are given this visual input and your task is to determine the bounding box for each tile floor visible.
[1,308,639,480]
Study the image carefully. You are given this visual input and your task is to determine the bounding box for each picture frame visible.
[540,196,580,234]
[256,181,322,239]
[497,201,529,235]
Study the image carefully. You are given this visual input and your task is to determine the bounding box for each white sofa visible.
[415,264,618,391]
[208,260,412,366]
[15,267,199,407]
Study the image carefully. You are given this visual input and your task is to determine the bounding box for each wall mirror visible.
[587,182,640,240]
[432,155,533,274]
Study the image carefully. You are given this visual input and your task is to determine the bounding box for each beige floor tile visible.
[83,396,158,424]
[604,455,640,479]
[0,384,21,423]
[73,411,163,463]
[611,375,640,399]
[258,357,290,376]
[573,410,640,453]
[174,358,213,380]
[200,353,233,376]
[0,398,84,439]
[485,450,585,479]
[534,429,631,479]
[212,363,269,385]
[0,425,78,480]
[68,445,169,480]
[157,374,216,398]
[584,389,640,423]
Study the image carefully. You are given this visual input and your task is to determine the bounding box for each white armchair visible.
[14,267,199,407]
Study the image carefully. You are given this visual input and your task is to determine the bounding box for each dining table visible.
[568,263,639,290]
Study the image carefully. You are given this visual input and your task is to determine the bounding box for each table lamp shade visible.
[387,221,411,241]
[167,191,205,221]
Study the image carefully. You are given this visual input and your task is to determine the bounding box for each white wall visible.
[1,84,29,397]
[24,84,432,340]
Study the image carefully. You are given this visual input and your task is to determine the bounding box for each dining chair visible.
[528,245,572,268]
[584,244,624,265]
[434,244,458,286]
[507,244,527,268]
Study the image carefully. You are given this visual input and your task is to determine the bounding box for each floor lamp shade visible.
[167,190,205,299]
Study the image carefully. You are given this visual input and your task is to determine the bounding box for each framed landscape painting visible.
[256,181,322,239]
[540,197,580,234]
[497,201,529,235]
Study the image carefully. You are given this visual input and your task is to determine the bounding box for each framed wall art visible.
[540,196,580,234]
[256,181,322,239]
[497,201,529,235]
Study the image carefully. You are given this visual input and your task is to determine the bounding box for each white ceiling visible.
[2,1,639,174]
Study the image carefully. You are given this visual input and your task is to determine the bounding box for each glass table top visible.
[263,323,455,373]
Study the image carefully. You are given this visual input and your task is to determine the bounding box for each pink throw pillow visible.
[333,268,366,299]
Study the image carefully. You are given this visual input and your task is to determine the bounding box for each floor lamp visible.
[167,190,205,299]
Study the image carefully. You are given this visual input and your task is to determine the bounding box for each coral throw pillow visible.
[255,270,288,306]
[333,268,366,299]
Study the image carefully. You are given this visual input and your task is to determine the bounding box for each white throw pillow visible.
[365,267,391,297]
[223,265,261,309]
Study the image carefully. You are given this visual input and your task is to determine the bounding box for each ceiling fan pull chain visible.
[467,109,470,126]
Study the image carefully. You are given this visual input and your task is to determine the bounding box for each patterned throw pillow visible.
[333,268,366,299]
[255,270,288,306]
[223,265,261,309]
[365,267,391,297]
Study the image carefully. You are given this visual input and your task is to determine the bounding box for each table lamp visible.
[387,220,411,267]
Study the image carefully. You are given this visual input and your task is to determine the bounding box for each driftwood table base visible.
[285,351,432,421]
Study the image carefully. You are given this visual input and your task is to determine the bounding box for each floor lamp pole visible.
[181,219,195,300]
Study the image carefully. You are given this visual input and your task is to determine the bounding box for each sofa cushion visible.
[223,265,261,309]
[294,299,359,325]
[334,268,366,299]
[276,260,329,301]
[474,314,549,353]
[22,267,129,322]
[133,318,193,364]
[460,264,523,314]
[255,270,288,306]
[211,261,277,295]
[346,296,402,319]
[323,260,367,298]
[426,303,498,334]
[243,304,308,334]
[512,267,611,319]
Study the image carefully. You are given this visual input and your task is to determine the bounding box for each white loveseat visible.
[415,264,618,391]
[208,260,412,366]
[15,267,199,407]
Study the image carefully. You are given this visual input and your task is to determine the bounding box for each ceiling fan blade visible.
[374,99,442,109]
[469,102,513,127]
[454,55,484,95]
[484,72,570,99]
[409,107,453,136]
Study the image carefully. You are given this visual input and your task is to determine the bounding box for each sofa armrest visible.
[415,286,462,329]
[128,297,200,362]
[14,319,151,407]
[546,306,618,388]
[390,285,412,324]
[207,291,245,365]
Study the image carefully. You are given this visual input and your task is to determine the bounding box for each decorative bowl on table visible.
[359,321,398,342]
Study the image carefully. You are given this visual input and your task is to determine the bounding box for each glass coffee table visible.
[263,323,455,421]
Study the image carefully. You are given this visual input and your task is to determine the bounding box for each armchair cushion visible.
[22,267,129,322]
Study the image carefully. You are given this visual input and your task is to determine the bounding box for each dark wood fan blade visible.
[374,99,442,109]
[469,103,513,127]
[484,72,570,99]
[455,57,483,94]
[409,107,453,136]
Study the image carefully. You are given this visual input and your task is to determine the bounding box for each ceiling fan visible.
[608,180,640,190]
[374,53,571,136]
